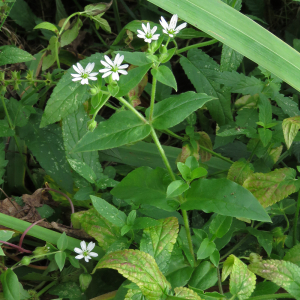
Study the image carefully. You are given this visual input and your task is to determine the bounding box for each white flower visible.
[71,62,98,85]
[74,241,98,262]
[159,14,187,37]
[137,23,160,43]
[99,53,129,81]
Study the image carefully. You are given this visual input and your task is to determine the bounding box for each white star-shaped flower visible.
[71,62,98,85]
[137,23,160,43]
[99,53,129,81]
[74,241,98,262]
[159,14,187,37]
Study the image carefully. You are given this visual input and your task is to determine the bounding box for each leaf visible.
[145,92,214,130]
[210,249,220,267]
[174,287,201,299]
[55,0,67,23]
[111,167,175,211]
[62,105,103,178]
[229,256,256,300]
[67,159,97,183]
[198,131,213,162]
[243,168,300,208]
[55,252,66,271]
[40,53,103,127]
[140,217,179,274]
[209,215,233,239]
[18,111,74,193]
[116,64,152,97]
[84,1,112,16]
[71,208,121,251]
[147,0,300,94]
[49,281,81,298]
[236,108,259,128]
[167,180,189,198]
[258,93,272,126]
[197,238,216,260]
[0,269,20,300]
[282,116,300,149]
[94,249,171,300]
[57,232,68,251]
[0,45,34,66]
[227,159,254,185]
[0,120,14,137]
[274,94,300,117]
[181,178,271,222]
[220,45,243,72]
[90,195,127,227]
[248,260,300,299]
[60,18,82,47]
[125,289,143,300]
[34,22,58,34]
[189,261,218,290]
[0,143,8,186]
[247,228,272,256]
[284,244,300,267]
[117,51,152,66]
[72,111,151,153]
[258,128,272,147]
[180,50,233,126]
[151,66,177,91]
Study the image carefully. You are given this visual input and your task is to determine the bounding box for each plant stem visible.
[177,39,218,54]
[247,294,295,300]
[55,38,60,69]
[36,281,57,297]
[220,235,249,261]
[116,96,148,123]
[149,77,157,121]
[293,191,300,246]
[112,0,122,33]
[92,94,111,121]
[217,265,224,294]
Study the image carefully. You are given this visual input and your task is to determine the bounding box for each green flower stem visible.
[116,96,148,123]
[248,294,295,300]
[4,79,52,83]
[176,39,218,54]
[0,212,105,258]
[217,266,224,295]
[163,129,233,164]
[150,127,195,264]
[149,77,157,121]
[0,96,38,188]
[92,94,111,121]
[55,38,60,69]
[112,0,122,33]
[105,102,118,110]
[293,191,300,246]
[58,12,79,35]
[36,281,58,297]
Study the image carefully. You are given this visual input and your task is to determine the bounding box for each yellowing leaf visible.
[248,260,300,299]
[243,168,300,208]
[227,159,254,186]
[282,116,300,149]
[269,145,283,164]
[174,287,202,299]
[284,244,300,267]
[94,249,171,300]
[197,131,213,162]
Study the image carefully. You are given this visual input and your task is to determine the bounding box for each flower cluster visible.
[71,14,186,84]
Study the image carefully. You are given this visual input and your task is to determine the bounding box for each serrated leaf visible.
[133,217,161,230]
[151,65,177,91]
[49,281,81,298]
[198,131,213,162]
[248,260,300,299]
[0,45,34,66]
[220,45,243,72]
[174,287,201,299]
[72,111,151,153]
[140,217,179,274]
[258,93,272,125]
[222,255,235,281]
[125,288,143,300]
[111,167,175,211]
[227,159,254,185]
[40,53,103,127]
[68,158,97,183]
[146,92,214,130]
[180,49,233,126]
[236,108,259,128]
[181,178,271,222]
[230,255,256,300]
[243,168,300,208]
[284,244,300,267]
[247,228,272,257]
[0,120,14,137]
[274,94,300,117]
[282,116,300,149]
[91,195,127,227]
[71,208,120,251]
[269,145,283,164]
[94,249,171,300]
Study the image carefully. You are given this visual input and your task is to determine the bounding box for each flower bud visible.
[159,44,168,54]
[87,120,97,132]
[90,88,97,95]
[33,245,50,256]
[20,256,32,266]
[79,273,92,291]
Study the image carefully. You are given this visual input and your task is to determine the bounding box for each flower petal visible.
[75,254,84,260]
[160,17,169,30]
[176,22,187,32]
[88,76,97,81]
[118,64,129,69]
[145,38,152,43]
[114,53,120,65]
[146,22,150,33]
[118,69,128,75]
[74,247,83,254]
[116,54,124,66]
[89,72,99,77]
[87,242,95,251]
[152,34,160,40]
[71,73,81,77]
[142,23,147,33]
[137,29,145,35]
[102,71,112,78]
[137,33,146,39]
[151,26,158,34]
[84,256,90,262]
[80,240,87,251]
[89,252,98,257]
[72,77,82,82]
[81,78,89,85]
[170,14,178,29]
[100,60,110,68]
[77,63,85,73]
[99,68,112,73]
[72,64,81,74]
[85,62,95,73]
[104,55,114,66]
[112,72,119,81]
